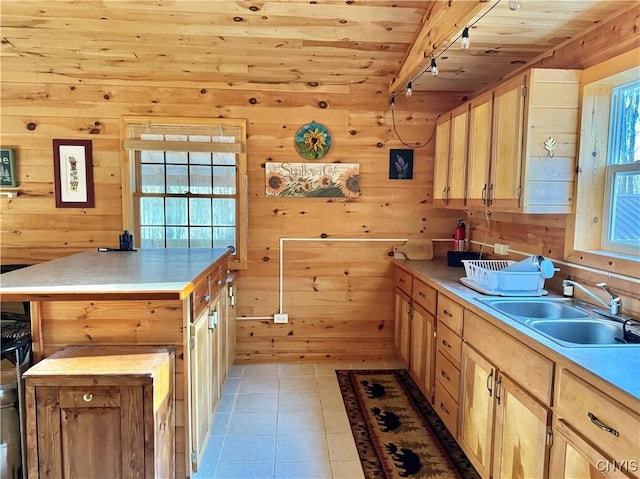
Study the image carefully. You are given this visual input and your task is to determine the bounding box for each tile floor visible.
[193,360,405,479]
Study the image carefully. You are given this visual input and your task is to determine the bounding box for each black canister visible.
[119,230,133,251]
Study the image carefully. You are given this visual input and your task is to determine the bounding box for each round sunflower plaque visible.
[294,122,331,160]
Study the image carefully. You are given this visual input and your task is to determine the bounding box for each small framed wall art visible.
[294,122,332,160]
[389,149,413,180]
[0,148,17,187]
[53,139,95,208]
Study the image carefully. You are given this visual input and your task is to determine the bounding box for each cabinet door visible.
[492,373,551,479]
[459,343,496,479]
[448,103,469,207]
[410,302,436,403]
[490,74,526,209]
[434,114,451,205]
[394,288,411,366]
[550,420,634,479]
[190,308,211,470]
[467,90,493,208]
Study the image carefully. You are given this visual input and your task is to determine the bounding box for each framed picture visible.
[389,149,413,180]
[53,139,95,208]
[0,148,17,187]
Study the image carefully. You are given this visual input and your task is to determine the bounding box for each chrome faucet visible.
[562,280,621,315]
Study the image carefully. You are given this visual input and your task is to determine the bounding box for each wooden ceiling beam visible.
[389,0,488,95]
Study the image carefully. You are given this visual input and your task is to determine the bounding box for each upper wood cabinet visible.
[434,103,469,208]
[434,68,581,213]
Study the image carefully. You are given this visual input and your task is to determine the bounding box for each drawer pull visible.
[443,309,453,317]
[82,393,93,402]
[440,370,450,381]
[439,402,449,415]
[588,412,619,437]
[399,278,405,284]
[202,295,211,303]
[419,292,425,298]
[441,339,452,349]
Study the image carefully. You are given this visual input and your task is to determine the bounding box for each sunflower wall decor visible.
[265,162,359,198]
[294,122,332,160]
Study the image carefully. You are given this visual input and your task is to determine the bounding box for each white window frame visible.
[121,116,248,269]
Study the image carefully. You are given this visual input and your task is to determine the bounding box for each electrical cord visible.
[390,98,440,148]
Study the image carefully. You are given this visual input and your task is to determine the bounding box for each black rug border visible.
[336,368,481,479]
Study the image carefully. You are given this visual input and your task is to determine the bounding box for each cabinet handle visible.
[481,184,487,205]
[441,339,452,349]
[439,402,449,415]
[588,412,619,437]
[442,309,453,318]
[202,295,210,303]
[83,393,93,402]
[419,292,425,298]
[488,184,494,206]
[440,370,450,381]
[399,278,405,284]
[487,369,494,397]
[495,376,502,405]
[441,187,447,203]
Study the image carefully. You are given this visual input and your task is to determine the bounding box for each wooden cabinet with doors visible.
[436,67,581,213]
[393,267,437,403]
[24,345,174,479]
[459,310,554,479]
[550,369,640,479]
[433,103,469,208]
[433,293,464,436]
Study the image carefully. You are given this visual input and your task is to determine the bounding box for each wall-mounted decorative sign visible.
[389,149,413,180]
[53,139,95,208]
[265,162,359,198]
[0,148,17,187]
[294,122,332,160]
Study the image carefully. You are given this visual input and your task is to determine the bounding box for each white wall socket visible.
[494,243,510,255]
[274,313,289,323]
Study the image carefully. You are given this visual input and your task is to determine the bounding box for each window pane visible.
[166,227,188,247]
[213,198,235,226]
[166,150,188,164]
[140,197,165,225]
[610,81,640,165]
[213,227,235,249]
[166,197,187,225]
[609,170,640,245]
[212,152,236,166]
[190,152,212,165]
[166,165,188,193]
[190,165,212,194]
[213,166,236,194]
[141,150,164,164]
[141,164,165,193]
[190,227,212,247]
[189,198,212,226]
[140,226,165,248]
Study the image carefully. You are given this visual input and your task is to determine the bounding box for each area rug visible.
[336,369,480,479]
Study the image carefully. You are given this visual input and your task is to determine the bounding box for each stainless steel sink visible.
[484,300,589,319]
[529,319,624,345]
[475,297,638,347]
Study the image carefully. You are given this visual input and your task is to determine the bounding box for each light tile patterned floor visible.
[193,360,404,479]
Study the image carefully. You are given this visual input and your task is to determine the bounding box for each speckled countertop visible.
[0,248,231,300]
[395,259,640,403]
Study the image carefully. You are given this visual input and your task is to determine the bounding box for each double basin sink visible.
[476,297,640,347]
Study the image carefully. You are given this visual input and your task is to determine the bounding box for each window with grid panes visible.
[122,118,247,268]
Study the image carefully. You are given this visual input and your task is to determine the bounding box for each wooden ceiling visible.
[1,1,637,96]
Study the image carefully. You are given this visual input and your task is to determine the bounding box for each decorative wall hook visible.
[544,137,557,158]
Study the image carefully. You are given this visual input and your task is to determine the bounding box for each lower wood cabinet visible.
[459,342,552,479]
[394,287,411,366]
[410,302,436,402]
[24,345,174,479]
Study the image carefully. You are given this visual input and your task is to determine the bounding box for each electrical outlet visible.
[274,313,289,323]
[494,243,509,255]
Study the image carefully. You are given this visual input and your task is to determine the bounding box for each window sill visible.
[566,249,639,279]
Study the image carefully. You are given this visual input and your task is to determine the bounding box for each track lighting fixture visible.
[430,57,439,77]
[461,27,470,49]
[406,81,412,97]
[390,96,396,108]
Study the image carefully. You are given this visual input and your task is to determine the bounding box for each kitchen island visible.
[1,247,236,478]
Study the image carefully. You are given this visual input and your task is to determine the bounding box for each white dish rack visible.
[461,260,547,296]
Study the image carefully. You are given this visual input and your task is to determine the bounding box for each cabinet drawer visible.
[59,387,121,408]
[437,294,463,335]
[192,275,211,319]
[435,382,459,437]
[437,322,462,368]
[395,267,413,295]
[556,369,640,465]
[412,278,437,315]
[435,351,460,401]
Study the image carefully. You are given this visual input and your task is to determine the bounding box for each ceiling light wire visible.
[390,95,441,148]
[390,0,503,98]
